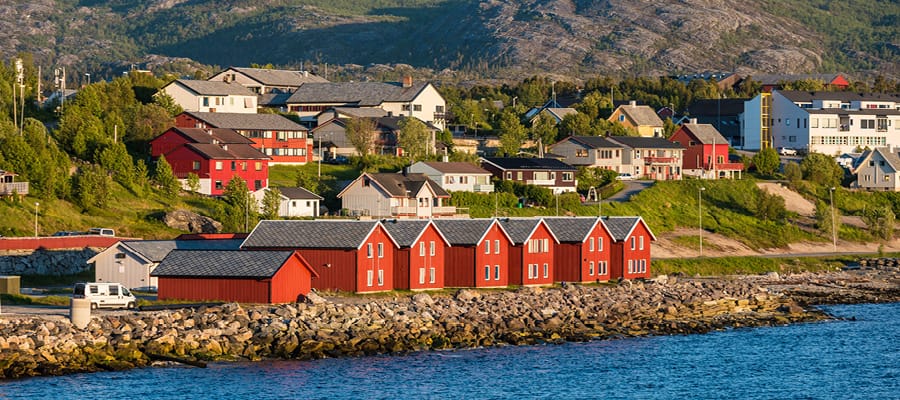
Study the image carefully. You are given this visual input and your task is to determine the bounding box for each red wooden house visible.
[381,219,451,291]
[241,220,398,293]
[544,217,614,283]
[175,111,312,165]
[669,121,743,179]
[602,216,656,280]
[161,141,270,196]
[432,219,512,288]
[496,218,558,286]
[151,250,318,304]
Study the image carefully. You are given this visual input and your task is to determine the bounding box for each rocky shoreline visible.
[1,266,898,380]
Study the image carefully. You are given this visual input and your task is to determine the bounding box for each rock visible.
[455,289,480,302]
[161,209,222,233]
[306,292,328,305]
[766,272,780,280]
[412,293,434,306]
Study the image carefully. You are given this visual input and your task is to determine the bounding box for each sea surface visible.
[2,303,898,399]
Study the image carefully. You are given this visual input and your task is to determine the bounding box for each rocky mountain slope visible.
[0,0,896,80]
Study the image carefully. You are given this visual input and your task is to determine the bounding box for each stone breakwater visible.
[0,276,830,379]
[0,248,97,276]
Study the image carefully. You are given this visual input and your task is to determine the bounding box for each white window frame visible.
[430,241,435,256]
[377,243,384,258]
[589,237,595,252]
[494,240,500,254]
[543,263,548,279]
[589,261,595,276]
[419,242,425,256]
[377,269,384,286]
[367,270,374,286]
[494,265,500,280]
[367,243,373,258]
[485,265,490,281]
[429,267,435,284]
[419,267,426,284]
[485,240,490,254]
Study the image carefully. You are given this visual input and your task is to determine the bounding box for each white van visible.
[73,282,137,309]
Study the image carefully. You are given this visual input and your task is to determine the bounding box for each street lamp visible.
[698,187,706,257]
[85,73,91,86]
[555,192,560,216]
[830,187,837,252]
[34,202,39,237]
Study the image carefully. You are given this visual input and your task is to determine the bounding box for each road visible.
[604,180,654,202]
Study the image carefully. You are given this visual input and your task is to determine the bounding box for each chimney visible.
[221,144,228,151]
[402,76,413,88]
[442,154,449,163]
[387,111,393,117]
[303,71,309,77]
[629,100,637,107]
[689,118,698,124]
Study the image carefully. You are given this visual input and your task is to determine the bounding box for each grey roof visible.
[276,187,323,200]
[615,104,664,126]
[686,98,749,116]
[122,239,244,263]
[151,250,295,278]
[242,220,382,249]
[496,218,549,245]
[380,219,432,247]
[543,217,603,243]
[182,112,308,131]
[753,74,847,86]
[415,161,491,174]
[229,67,328,87]
[431,219,497,246]
[169,127,254,144]
[679,124,729,145]
[537,107,578,122]
[602,217,641,241]
[859,148,900,173]
[172,79,256,96]
[607,136,683,150]
[562,136,624,149]
[186,143,270,160]
[365,173,450,198]
[259,93,293,107]
[776,90,900,104]
[286,81,432,106]
[481,157,577,171]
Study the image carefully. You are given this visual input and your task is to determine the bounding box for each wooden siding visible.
[444,246,475,288]
[394,248,411,290]
[297,248,358,293]
[354,225,395,293]
[610,223,652,280]
[516,223,555,286]
[553,243,584,283]
[269,254,313,303]
[94,251,156,290]
[157,277,271,303]
[407,225,446,290]
[474,225,510,288]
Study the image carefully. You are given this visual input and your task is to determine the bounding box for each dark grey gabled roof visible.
[542,217,604,243]
[121,239,244,263]
[242,220,391,249]
[775,90,900,104]
[432,219,508,246]
[495,218,557,245]
[481,157,577,171]
[679,124,729,145]
[276,187,323,200]
[172,79,256,96]
[285,81,432,106]
[229,67,328,87]
[185,143,270,160]
[151,250,295,278]
[563,136,624,149]
[181,112,308,131]
[340,173,450,199]
[169,127,254,145]
[602,217,640,241]
[607,136,683,150]
[379,219,450,248]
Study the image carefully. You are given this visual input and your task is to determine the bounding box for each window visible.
[543,263,548,278]
[413,104,422,112]
[109,285,118,296]
[203,97,209,107]
[192,161,200,170]
[436,105,444,113]
[861,119,875,129]
[589,237,595,252]
[367,270,374,286]
[619,114,625,122]
[215,161,223,170]
[599,261,607,275]
[598,237,603,251]
[562,172,574,181]
[241,162,247,171]
[419,268,425,284]
[628,260,634,274]
[215,180,223,190]
[429,268,435,284]
[485,240,491,254]
[589,261,595,276]
[230,161,236,171]
[430,241,435,256]
[115,252,126,259]
[630,237,636,250]
[255,162,263,171]
[527,264,534,279]
[367,243,373,258]
[575,149,588,157]
[402,104,411,111]
[485,265,490,281]
[420,242,425,256]
[377,243,384,258]
[254,180,262,190]
[494,265,500,280]
[639,236,644,250]
[494,240,500,254]
[377,269,384,286]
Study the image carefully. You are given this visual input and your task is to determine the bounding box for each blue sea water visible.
[2,303,898,399]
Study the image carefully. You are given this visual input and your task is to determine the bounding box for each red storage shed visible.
[241,220,398,293]
[602,216,656,280]
[432,219,512,288]
[496,218,558,286]
[381,219,450,291]
[151,250,317,303]
[544,217,614,283]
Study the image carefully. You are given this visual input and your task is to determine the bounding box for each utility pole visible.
[699,186,706,257]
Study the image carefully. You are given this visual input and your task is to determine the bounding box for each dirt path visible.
[756,182,816,216]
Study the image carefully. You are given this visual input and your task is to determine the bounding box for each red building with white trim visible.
[175,111,312,165]
[603,216,656,280]
[241,220,398,293]
[670,122,743,179]
[497,218,558,286]
[544,217,614,283]
[381,219,450,291]
[433,219,512,288]
[161,142,270,196]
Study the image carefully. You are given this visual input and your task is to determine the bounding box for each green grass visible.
[653,255,852,276]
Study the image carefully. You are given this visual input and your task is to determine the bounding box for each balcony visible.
[526,179,555,186]
[391,205,457,217]
[473,183,494,192]
[713,162,745,171]
[643,157,678,164]
[0,182,29,196]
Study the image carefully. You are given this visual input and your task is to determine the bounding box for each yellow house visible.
[608,101,664,137]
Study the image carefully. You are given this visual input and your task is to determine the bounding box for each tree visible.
[862,205,895,241]
[222,176,257,232]
[755,190,786,221]
[576,167,617,192]
[71,164,111,211]
[497,110,527,156]
[97,142,135,190]
[800,153,843,187]
[345,117,377,156]
[530,113,558,152]
[261,187,282,220]
[397,117,432,161]
[784,161,802,183]
[152,92,183,117]
[186,172,201,193]
[153,154,180,198]
[752,148,780,176]
[815,200,840,238]
[559,113,602,137]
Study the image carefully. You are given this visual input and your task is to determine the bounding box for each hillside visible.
[0,0,896,81]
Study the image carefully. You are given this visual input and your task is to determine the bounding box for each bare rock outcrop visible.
[161,209,222,233]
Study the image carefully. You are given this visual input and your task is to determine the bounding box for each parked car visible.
[87,227,115,236]
[325,155,349,165]
[73,282,137,309]
[52,231,83,236]
[778,147,798,156]
[616,173,636,181]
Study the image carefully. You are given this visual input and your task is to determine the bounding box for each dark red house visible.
[602,216,656,280]
[432,219,512,288]
[544,217,614,283]
[497,218,558,286]
[241,220,398,293]
[175,111,312,165]
[150,126,270,196]
[669,122,743,179]
[151,250,318,304]
[480,157,578,194]
[381,219,450,291]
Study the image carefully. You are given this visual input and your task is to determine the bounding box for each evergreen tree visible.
[397,117,432,161]
[153,154,180,198]
[186,172,201,193]
[71,164,111,211]
[261,187,282,220]
[752,148,780,176]
[862,205,895,241]
[222,176,256,232]
[497,110,526,156]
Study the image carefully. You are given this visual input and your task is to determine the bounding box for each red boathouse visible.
[544,217,614,283]
[432,219,512,288]
[381,219,450,291]
[602,216,656,280]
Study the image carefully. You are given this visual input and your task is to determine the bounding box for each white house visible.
[852,147,900,191]
[337,172,456,219]
[208,66,328,95]
[87,239,243,290]
[272,187,323,217]
[407,161,494,193]
[160,79,258,114]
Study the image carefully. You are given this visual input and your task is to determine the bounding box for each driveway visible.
[604,180,654,202]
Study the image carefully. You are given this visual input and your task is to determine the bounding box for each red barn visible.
[432,219,512,288]
[497,218,558,286]
[381,219,450,291]
[544,217,614,283]
[603,216,656,280]
[175,111,312,165]
[151,250,318,304]
[241,220,398,293]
